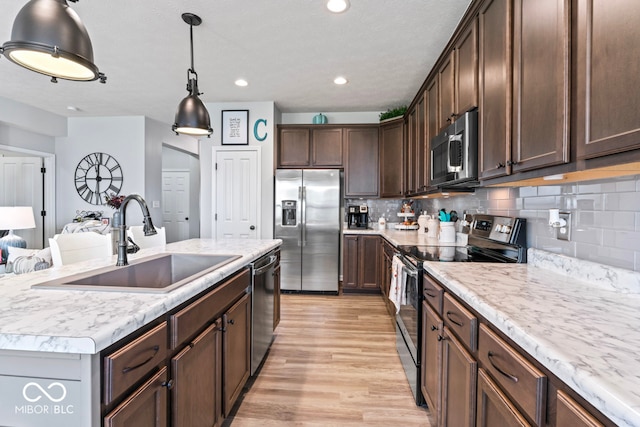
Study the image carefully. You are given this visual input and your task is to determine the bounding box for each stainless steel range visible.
[393,214,527,406]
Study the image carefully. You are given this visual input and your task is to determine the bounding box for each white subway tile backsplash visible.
[523,196,558,210]
[576,244,635,271]
[537,185,562,196]
[572,227,603,245]
[519,186,538,198]
[605,192,640,211]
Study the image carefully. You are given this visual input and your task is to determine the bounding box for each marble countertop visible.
[0,238,281,355]
[424,249,640,427]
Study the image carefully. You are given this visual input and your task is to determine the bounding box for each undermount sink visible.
[32,253,241,293]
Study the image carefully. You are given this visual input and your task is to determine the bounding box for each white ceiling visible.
[0,0,472,126]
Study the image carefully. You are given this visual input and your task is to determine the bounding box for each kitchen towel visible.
[389,255,407,313]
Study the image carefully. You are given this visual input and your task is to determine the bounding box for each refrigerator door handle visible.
[301,186,307,247]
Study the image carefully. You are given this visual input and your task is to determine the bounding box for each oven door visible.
[395,255,421,364]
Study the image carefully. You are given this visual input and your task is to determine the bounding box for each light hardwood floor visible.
[226,294,434,426]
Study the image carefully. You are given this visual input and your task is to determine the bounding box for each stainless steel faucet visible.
[116,194,157,266]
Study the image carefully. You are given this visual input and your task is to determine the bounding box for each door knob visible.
[250,225,255,230]
[185,217,189,220]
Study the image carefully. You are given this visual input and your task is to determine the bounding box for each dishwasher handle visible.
[251,255,278,276]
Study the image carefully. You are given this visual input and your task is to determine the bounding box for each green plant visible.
[379,105,408,121]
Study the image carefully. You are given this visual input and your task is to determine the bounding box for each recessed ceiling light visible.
[334,76,348,85]
[327,0,350,13]
[67,106,80,112]
[235,79,248,87]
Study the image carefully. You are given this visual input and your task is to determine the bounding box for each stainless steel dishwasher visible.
[249,250,278,375]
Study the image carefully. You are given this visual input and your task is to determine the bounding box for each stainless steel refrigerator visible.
[275,169,340,292]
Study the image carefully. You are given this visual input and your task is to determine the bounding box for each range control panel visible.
[470,214,523,244]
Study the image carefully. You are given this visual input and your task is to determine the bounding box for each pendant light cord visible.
[186,20,199,94]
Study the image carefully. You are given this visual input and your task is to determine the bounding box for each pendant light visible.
[0,0,106,83]
[172,13,212,137]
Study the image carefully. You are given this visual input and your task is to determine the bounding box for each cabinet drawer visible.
[170,269,249,349]
[423,273,444,314]
[104,321,168,405]
[443,293,477,352]
[478,324,547,426]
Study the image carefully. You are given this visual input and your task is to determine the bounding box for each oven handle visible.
[394,253,419,278]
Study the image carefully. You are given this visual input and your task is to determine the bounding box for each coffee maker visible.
[347,205,369,229]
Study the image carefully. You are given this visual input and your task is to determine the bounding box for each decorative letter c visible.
[254,119,268,142]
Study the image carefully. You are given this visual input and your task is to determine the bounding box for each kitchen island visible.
[0,238,281,427]
[345,226,640,427]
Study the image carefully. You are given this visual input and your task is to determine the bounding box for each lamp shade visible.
[1,0,104,82]
[173,81,213,136]
[0,207,36,230]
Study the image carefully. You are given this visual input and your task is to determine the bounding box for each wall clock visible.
[74,152,123,205]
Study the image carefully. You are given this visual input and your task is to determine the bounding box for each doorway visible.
[162,170,190,243]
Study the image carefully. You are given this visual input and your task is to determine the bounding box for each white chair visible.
[48,232,113,266]
[127,226,166,249]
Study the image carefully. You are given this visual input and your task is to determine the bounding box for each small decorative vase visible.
[312,113,328,124]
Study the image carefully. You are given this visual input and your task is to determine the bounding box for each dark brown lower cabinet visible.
[440,326,477,427]
[171,320,222,427]
[342,235,380,292]
[477,368,530,427]
[556,390,604,427]
[104,367,168,427]
[421,302,442,424]
[223,292,251,416]
[273,265,281,331]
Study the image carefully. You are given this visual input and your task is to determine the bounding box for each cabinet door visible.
[406,108,418,194]
[421,302,442,425]
[342,235,359,290]
[556,390,604,427]
[278,128,311,167]
[478,0,512,180]
[104,367,168,427]
[273,265,281,331]
[223,293,251,416]
[345,127,379,197]
[171,321,222,427]
[455,19,478,116]
[416,93,428,193]
[312,128,343,167]
[359,236,379,290]
[575,0,640,159]
[379,119,405,198]
[426,78,439,186]
[439,52,456,131]
[441,327,477,427]
[477,368,531,427]
[512,0,569,172]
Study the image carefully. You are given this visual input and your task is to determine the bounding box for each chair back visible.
[127,226,166,249]
[49,232,113,266]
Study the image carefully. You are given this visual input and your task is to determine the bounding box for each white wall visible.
[55,117,146,231]
[0,97,67,137]
[201,101,276,239]
[281,111,381,124]
[162,145,201,238]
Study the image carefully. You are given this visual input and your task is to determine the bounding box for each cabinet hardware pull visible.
[437,335,445,341]
[430,325,438,332]
[424,290,437,298]
[161,379,174,389]
[487,351,519,383]
[496,162,506,169]
[445,311,464,327]
[228,319,235,325]
[507,160,518,166]
[122,345,160,374]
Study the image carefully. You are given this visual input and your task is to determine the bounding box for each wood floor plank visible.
[226,294,434,426]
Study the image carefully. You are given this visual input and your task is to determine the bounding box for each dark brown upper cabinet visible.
[379,118,405,198]
[575,0,640,159]
[455,19,478,117]
[344,126,379,197]
[511,0,570,173]
[438,52,456,132]
[277,126,343,168]
[478,0,512,180]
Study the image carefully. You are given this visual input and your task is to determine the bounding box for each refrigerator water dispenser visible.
[282,200,297,226]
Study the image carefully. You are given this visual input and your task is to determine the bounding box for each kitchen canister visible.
[378,217,386,229]
[312,113,328,124]
[426,217,440,239]
[439,222,456,243]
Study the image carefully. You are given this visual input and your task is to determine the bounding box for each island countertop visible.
[0,238,281,355]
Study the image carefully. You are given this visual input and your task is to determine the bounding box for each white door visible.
[0,157,44,248]
[162,171,190,243]
[215,150,259,239]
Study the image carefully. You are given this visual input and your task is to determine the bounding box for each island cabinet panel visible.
[344,127,379,197]
[556,390,605,427]
[477,368,531,427]
[575,0,640,160]
[421,302,443,425]
[103,322,168,405]
[455,18,479,118]
[223,292,251,416]
[379,118,404,198]
[478,324,547,426]
[511,0,569,172]
[171,320,222,427]
[440,326,477,427]
[104,367,168,427]
[278,128,311,167]
[478,0,512,180]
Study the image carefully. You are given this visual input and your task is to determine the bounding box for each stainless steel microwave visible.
[430,109,478,187]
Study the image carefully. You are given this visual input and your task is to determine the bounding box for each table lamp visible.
[0,206,36,263]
